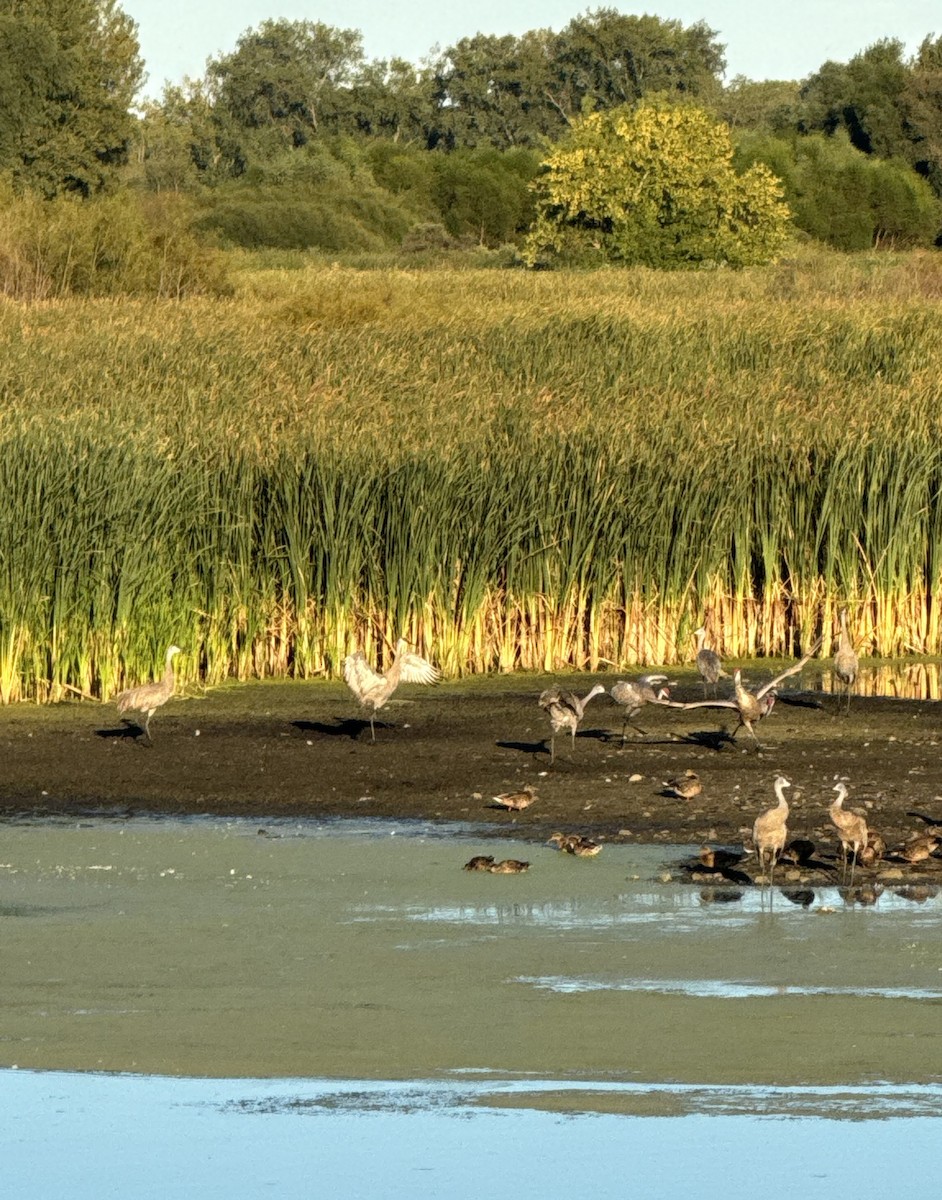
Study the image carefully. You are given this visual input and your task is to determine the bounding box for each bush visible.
[0,182,229,299]
[735,131,942,250]
[430,147,539,245]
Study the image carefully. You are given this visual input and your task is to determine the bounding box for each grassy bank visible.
[2,249,942,700]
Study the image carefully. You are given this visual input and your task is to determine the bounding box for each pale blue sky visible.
[122,1,938,97]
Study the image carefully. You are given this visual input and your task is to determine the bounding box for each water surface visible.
[1,816,940,1087]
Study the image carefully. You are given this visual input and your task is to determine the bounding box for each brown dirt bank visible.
[2,669,942,860]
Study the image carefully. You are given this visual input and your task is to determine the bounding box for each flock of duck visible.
[464,771,942,889]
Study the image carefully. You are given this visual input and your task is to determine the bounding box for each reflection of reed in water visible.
[810,660,942,701]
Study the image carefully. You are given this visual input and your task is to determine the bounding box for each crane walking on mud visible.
[609,674,670,744]
[343,638,440,741]
[753,776,791,889]
[538,684,606,763]
[833,609,859,712]
[115,645,182,742]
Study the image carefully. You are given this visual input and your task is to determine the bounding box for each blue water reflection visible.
[3,1070,941,1200]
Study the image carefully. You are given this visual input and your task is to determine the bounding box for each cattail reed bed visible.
[2,252,942,701]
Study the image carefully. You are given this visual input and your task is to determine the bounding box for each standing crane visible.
[833,609,859,712]
[115,645,182,742]
[538,684,606,763]
[343,638,440,741]
[609,674,670,744]
[829,782,868,885]
[694,626,728,696]
[753,775,791,887]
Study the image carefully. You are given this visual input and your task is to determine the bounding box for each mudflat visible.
[2,667,942,872]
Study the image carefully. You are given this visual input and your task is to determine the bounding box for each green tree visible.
[206,19,364,169]
[433,31,564,149]
[720,76,801,132]
[0,0,143,196]
[524,99,790,268]
[901,35,942,194]
[551,9,725,115]
[800,40,910,160]
[348,57,438,145]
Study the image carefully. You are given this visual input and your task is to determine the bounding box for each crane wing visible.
[343,652,386,703]
[674,699,740,711]
[116,680,165,713]
[540,688,581,715]
[396,651,440,686]
[755,641,821,699]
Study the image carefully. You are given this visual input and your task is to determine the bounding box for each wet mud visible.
[2,668,942,882]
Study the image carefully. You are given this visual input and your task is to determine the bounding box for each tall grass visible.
[2,248,942,700]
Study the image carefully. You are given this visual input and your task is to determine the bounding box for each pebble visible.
[629,774,643,783]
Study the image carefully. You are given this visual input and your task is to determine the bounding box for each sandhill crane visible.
[115,645,182,741]
[676,644,820,748]
[538,684,606,763]
[490,784,537,811]
[343,638,440,741]
[753,775,791,887]
[830,782,868,885]
[663,770,702,799]
[833,609,858,712]
[694,627,728,696]
[610,674,670,744]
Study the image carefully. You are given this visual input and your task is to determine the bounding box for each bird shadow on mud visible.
[497,738,548,755]
[95,721,149,743]
[675,729,737,751]
[775,693,824,710]
[600,731,682,748]
[292,718,381,741]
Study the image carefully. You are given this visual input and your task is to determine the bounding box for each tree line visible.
[0,1,940,280]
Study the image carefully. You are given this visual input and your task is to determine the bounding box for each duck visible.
[663,770,702,800]
[780,838,817,866]
[486,859,530,874]
[463,855,495,872]
[547,832,602,856]
[898,834,940,863]
[859,832,886,867]
[698,845,745,871]
[490,784,537,811]
[568,837,603,857]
